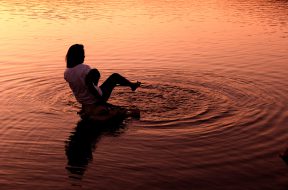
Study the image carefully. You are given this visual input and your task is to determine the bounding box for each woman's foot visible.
[131,81,141,91]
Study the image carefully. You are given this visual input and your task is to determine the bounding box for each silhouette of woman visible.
[64,44,141,121]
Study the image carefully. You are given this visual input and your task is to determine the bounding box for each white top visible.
[64,64,102,105]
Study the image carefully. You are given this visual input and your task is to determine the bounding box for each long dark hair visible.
[66,44,85,68]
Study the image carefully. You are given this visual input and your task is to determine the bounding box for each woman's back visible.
[64,64,97,105]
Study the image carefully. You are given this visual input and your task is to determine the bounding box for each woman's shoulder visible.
[71,63,92,72]
[81,63,91,68]
[64,64,91,79]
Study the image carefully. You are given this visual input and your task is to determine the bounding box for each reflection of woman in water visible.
[65,119,125,180]
[64,44,141,121]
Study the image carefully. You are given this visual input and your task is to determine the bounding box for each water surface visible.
[0,0,288,189]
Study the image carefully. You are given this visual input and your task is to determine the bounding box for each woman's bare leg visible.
[100,73,140,102]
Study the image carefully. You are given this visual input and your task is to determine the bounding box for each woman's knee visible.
[110,73,121,79]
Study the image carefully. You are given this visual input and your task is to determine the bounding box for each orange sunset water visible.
[0,0,288,189]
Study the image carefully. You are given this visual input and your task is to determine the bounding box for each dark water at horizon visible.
[0,0,288,189]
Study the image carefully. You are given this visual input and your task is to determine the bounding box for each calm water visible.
[0,0,288,189]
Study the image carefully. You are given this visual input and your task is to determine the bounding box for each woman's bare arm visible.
[85,69,103,101]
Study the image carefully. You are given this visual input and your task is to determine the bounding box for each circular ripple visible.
[108,74,284,136]
[8,70,284,140]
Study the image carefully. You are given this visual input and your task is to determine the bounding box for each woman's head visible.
[66,44,85,68]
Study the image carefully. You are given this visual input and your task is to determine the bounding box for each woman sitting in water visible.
[64,44,141,121]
